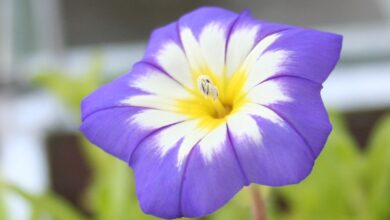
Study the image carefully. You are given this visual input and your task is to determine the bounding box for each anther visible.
[197,75,218,100]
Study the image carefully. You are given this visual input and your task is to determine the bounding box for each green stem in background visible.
[249,185,267,220]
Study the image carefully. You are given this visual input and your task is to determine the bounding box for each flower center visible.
[174,69,247,130]
[197,75,232,119]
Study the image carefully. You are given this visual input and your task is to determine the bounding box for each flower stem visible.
[249,185,267,220]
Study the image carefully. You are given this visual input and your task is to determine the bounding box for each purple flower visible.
[80,7,342,219]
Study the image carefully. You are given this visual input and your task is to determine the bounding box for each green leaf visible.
[364,114,390,219]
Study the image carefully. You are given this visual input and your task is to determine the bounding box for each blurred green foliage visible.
[3,184,87,220]
[32,54,105,119]
[0,178,7,220]
[1,58,389,220]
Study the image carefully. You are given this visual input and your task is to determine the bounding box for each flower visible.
[80,6,342,219]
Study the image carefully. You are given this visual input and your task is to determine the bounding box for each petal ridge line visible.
[255,103,316,159]
[127,119,189,165]
[175,21,184,49]
[226,124,250,186]
[256,74,322,89]
[223,12,243,63]
[137,60,189,89]
[241,74,323,103]
[138,59,201,99]
[82,104,187,123]
[178,135,203,216]
[245,27,291,60]
[176,19,190,70]
[82,105,137,122]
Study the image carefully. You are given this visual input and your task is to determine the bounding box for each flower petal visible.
[226,11,292,78]
[121,94,178,112]
[227,17,341,91]
[178,7,238,78]
[246,75,293,105]
[131,121,248,218]
[130,133,183,219]
[227,106,314,186]
[225,23,259,78]
[259,28,342,84]
[129,119,202,218]
[243,49,289,91]
[129,63,192,100]
[81,107,142,161]
[247,76,331,156]
[80,108,188,162]
[180,123,247,217]
[81,62,191,120]
[143,22,193,88]
[80,75,144,121]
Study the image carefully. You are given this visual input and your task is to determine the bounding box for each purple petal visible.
[80,61,183,120]
[130,121,248,218]
[80,62,191,161]
[80,72,145,121]
[227,108,314,186]
[80,107,142,161]
[251,76,332,156]
[225,11,292,77]
[129,119,203,218]
[180,124,247,217]
[80,107,188,162]
[264,28,342,84]
[226,13,341,87]
[177,7,238,78]
[142,21,194,88]
[130,133,184,219]
[142,21,183,72]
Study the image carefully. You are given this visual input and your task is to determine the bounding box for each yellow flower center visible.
[175,67,247,130]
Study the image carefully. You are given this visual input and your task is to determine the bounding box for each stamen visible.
[197,75,229,118]
[197,75,218,100]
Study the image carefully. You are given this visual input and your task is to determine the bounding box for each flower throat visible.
[197,75,232,118]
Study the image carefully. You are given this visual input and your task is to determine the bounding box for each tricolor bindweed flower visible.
[80,7,342,219]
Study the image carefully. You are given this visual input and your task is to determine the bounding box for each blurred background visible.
[1,0,390,220]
